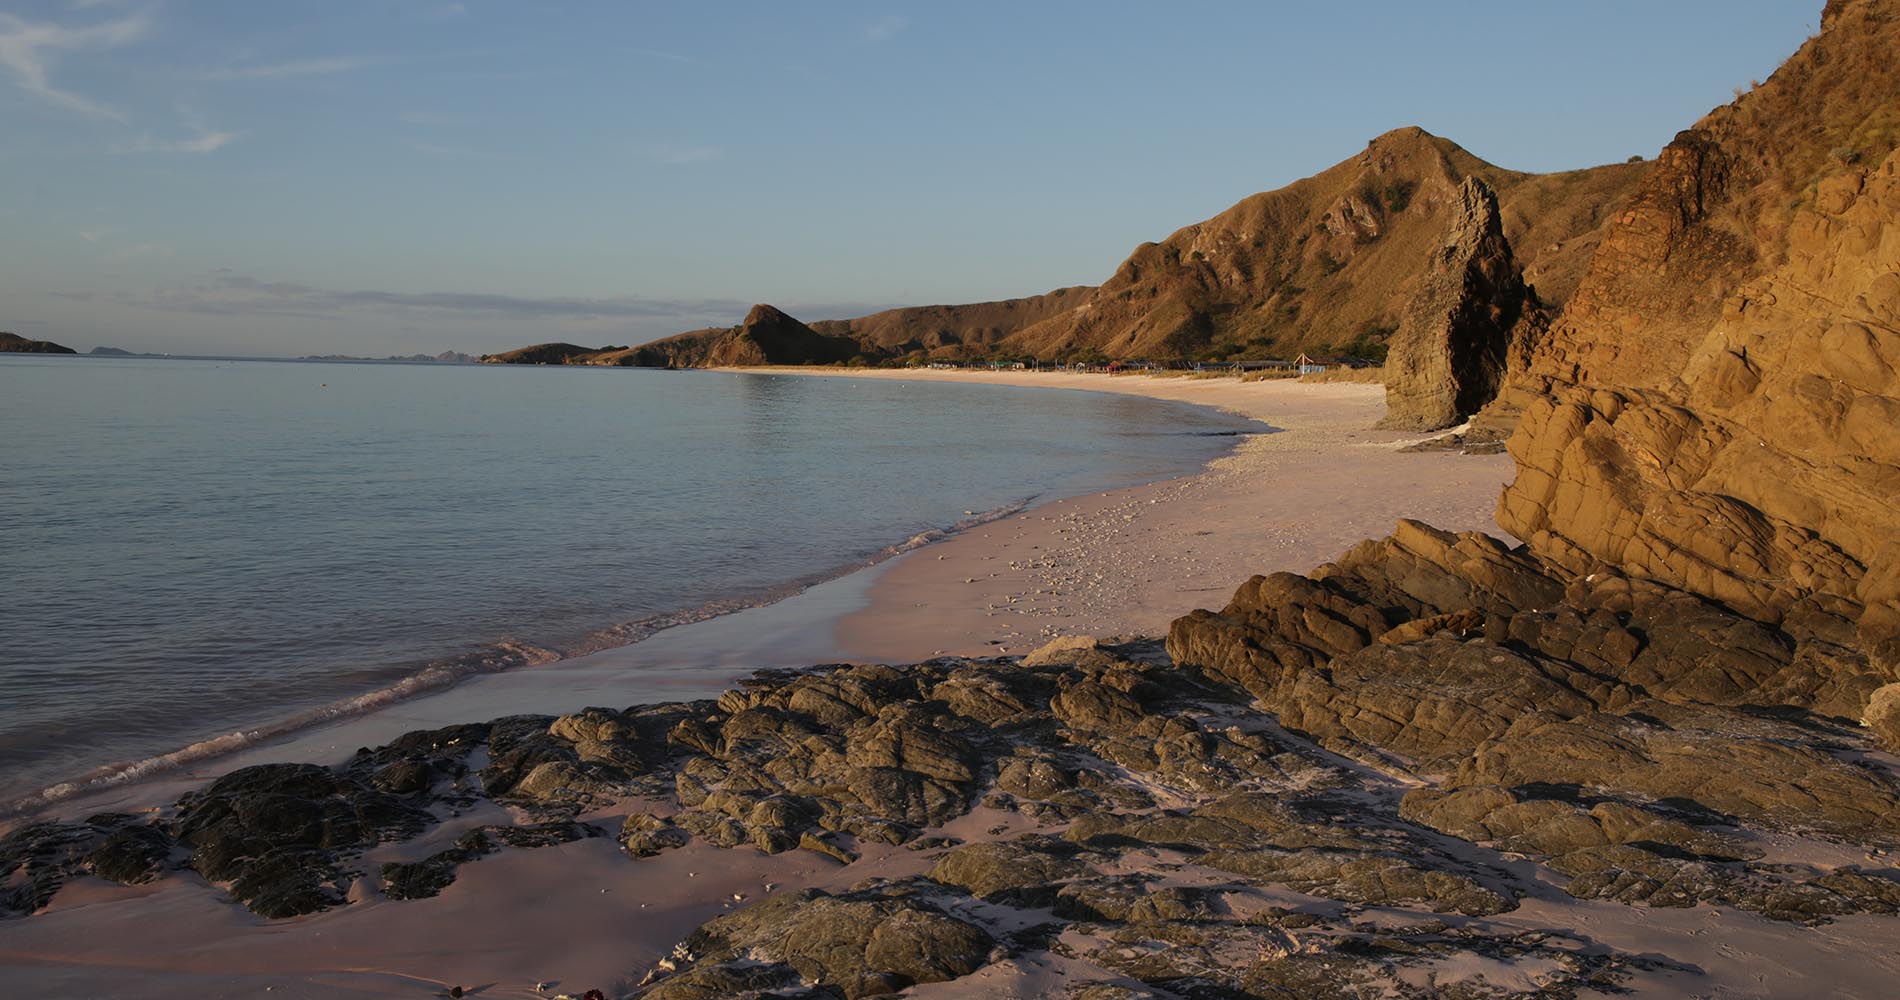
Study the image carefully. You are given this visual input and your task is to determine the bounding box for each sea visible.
[0,355,1260,812]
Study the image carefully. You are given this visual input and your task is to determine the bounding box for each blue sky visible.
[2,1,1818,356]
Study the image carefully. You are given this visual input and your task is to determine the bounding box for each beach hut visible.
[1295,352,1327,375]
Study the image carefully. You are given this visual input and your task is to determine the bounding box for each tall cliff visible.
[1494,0,1900,634]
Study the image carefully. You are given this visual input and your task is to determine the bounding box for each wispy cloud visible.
[863,15,908,42]
[626,46,708,67]
[405,138,511,159]
[72,226,174,259]
[652,144,722,165]
[196,56,367,81]
[398,110,465,126]
[61,275,760,324]
[104,241,172,260]
[0,10,149,119]
[117,126,235,154]
[116,106,236,154]
[426,2,468,19]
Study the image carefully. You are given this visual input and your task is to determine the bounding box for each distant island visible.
[0,331,77,354]
[299,351,477,364]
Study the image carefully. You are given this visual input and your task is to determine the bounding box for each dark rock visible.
[381,821,595,901]
[926,840,1090,901]
[171,762,433,917]
[84,824,174,885]
[621,813,690,857]
[661,883,994,999]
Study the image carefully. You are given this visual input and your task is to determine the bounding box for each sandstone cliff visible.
[1492,0,1900,638]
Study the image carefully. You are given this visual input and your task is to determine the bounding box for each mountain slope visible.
[809,287,1092,360]
[0,332,77,354]
[995,128,1643,364]
[487,129,1646,378]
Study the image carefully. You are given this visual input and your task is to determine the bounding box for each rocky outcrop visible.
[1489,0,1900,630]
[10,588,1899,992]
[171,763,434,918]
[0,331,76,354]
[655,882,994,999]
[1379,177,1541,430]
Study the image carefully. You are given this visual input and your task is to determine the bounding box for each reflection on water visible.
[0,356,1260,802]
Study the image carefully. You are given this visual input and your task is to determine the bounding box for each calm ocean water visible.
[0,355,1257,807]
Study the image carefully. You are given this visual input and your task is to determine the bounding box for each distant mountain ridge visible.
[482,127,1646,428]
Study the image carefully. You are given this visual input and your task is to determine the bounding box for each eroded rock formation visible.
[1487,0,1900,641]
[1379,177,1541,430]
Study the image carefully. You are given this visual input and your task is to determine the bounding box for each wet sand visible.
[750,370,1513,660]
[2,371,1532,997]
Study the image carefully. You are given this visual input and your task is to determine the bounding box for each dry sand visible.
[743,368,1513,660]
[0,371,1530,998]
[4,370,1892,997]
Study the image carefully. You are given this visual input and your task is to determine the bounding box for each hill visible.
[486,131,1645,404]
[0,332,76,354]
[996,128,1642,365]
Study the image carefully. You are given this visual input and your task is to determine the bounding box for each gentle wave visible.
[0,498,1034,821]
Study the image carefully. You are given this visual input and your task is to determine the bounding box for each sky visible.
[0,1,1821,357]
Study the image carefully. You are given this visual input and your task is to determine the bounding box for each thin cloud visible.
[398,110,465,125]
[0,10,149,119]
[117,125,235,154]
[626,46,708,67]
[60,275,762,324]
[653,144,722,165]
[863,15,907,42]
[104,241,172,260]
[405,138,512,159]
[196,56,367,81]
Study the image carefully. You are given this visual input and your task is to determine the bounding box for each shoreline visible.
[4,370,1278,827]
[5,370,1888,1000]
[8,372,1505,828]
[737,369,1513,661]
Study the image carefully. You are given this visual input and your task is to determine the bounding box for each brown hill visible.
[998,128,1644,366]
[1489,0,1900,629]
[478,342,622,365]
[612,304,863,368]
[807,287,1093,360]
[0,331,76,354]
[490,129,1645,386]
